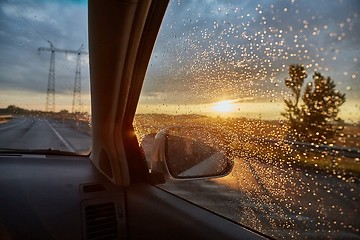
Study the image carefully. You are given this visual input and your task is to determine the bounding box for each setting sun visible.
[212,100,237,113]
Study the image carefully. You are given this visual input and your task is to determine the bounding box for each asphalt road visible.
[0,117,91,153]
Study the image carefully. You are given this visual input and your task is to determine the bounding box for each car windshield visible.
[0,0,91,154]
[134,0,360,239]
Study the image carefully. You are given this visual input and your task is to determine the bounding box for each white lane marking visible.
[46,120,75,152]
[0,118,27,131]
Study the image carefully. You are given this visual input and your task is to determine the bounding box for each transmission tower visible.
[38,41,88,113]
[39,41,56,112]
[72,45,84,113]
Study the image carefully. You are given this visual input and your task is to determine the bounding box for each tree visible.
[282,64,346,144]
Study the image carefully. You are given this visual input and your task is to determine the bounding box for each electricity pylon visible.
[39,41,56,112]
[72,45,84,113]
[38,41,87,113]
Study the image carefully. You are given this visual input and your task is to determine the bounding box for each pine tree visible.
[282,64,346,144]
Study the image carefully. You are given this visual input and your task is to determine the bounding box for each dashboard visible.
[0,155,264,240]
[0,155,126,240]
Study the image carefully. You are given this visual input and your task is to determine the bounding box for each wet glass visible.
[134,0,360,239]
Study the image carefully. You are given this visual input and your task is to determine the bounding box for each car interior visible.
[1,0,359,239]
[0,0,266,239]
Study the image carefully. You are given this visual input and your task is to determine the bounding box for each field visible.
[134,114,360,176]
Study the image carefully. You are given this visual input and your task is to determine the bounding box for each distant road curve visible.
[0,117,26,131]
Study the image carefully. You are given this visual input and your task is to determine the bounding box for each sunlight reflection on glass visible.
[212,100,237,113]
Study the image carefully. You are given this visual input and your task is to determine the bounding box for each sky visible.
[0,0,90,112]
[0,0,359,122]
[138,0,360,122]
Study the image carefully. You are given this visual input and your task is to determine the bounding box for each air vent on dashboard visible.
[82,183,106,193]
[85,202,118,240]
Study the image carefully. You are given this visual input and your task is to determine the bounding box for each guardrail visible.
[285,140,360,159]
[253,137,360,159]
[0,115,13,123]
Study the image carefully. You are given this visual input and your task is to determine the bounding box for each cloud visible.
[0,0,90,110]
[142,0,360,107]
[1,0,359,114]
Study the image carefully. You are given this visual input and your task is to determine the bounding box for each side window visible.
[133,1,359,239]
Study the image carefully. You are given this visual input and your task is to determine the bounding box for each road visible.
[0,117,91,153]
[258,137,360,159]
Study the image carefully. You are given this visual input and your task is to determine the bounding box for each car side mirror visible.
[141,126,234,182]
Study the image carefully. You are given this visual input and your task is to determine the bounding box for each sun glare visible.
[212,100,237,113]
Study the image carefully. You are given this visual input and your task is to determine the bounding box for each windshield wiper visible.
[0,148,82,156]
